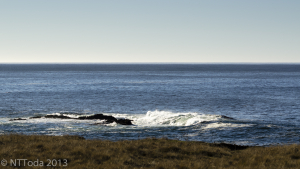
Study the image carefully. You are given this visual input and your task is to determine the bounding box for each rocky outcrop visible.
[115,119,133,125]
[78,114,133,125]
[44,115,73,119]
[78,114,117,121]
[14,114,133,125]
[220,115,235,120]
[9,118,27,121]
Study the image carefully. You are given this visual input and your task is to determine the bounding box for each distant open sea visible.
[0,64,299,146]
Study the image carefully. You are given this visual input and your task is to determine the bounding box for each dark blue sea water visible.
[1,64,300,146]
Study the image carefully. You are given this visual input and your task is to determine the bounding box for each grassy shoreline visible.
[1,134,300,169]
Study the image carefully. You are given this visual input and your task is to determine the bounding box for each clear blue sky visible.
[0,0,299,63]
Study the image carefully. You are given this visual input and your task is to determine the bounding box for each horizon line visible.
[1,62,300,65]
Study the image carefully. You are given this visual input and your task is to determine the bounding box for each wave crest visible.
[132,110,221,126]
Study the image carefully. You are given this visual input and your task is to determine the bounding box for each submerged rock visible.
[116,119,133,125]
[12,114,133,125]
[78,114,117,122]
[220,115,235,120]
[9,118,27,121]
[44,115,73,119]
[29,116,43,119]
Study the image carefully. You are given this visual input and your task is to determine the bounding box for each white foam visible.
[2,111,244,129]
[13,117,104,125]
[105,121,118,127]
[52,112,82,118]
[130,110,220,126]
[203,122,253,129]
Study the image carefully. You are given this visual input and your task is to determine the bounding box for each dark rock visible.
[11,113,133,125]
[78,114,117,121]
[92,119,133,125]
[9,118,27,121]
[220,115,235,120]
[116,119,133,125]
[79,114,133,125]
[44,115,73,119]
[29,116,43,119]
[79,114,134,125]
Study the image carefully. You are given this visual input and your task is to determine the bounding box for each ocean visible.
[0,64,299,146]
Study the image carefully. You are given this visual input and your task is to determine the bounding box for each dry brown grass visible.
[0,134,300,168]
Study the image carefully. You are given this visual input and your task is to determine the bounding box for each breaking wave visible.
[1,110,252,130]
[131,110,221,126]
